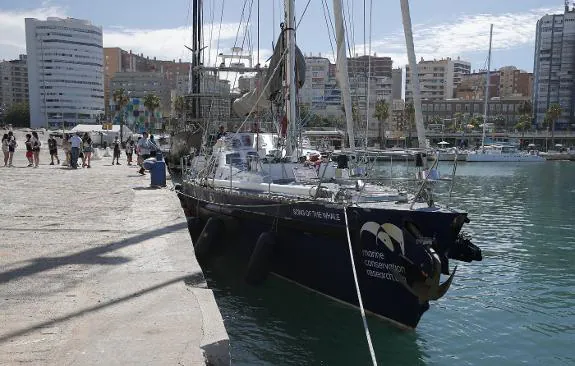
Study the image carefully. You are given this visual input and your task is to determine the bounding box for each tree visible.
[373,99,389,148]
[2,103,30,127]
[403,102,415,147]
[545,103,562,148]
[174,95,185,120]
[143,93,162,132]
[517,100,533,116]
[454,112,464,132]
[112,88,130,142]
[515,114,531,138]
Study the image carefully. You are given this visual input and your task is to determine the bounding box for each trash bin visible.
[143,151,166,187]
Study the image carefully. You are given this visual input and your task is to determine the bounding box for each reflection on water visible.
[199,162,575,365]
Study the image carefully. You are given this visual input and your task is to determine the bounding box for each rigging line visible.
[181,0,194,62]
[341,2,354,61]
[296,0,313,29]
[321,0,337,59]
[363,0,366,56]
[215,0,225,66]
[207,0,216,66]
[257,0,260,65]
[229,0,255,91]
[349,0,356,53]
[225,0,250,82]
[233,47,289,135]
[201,0,205,65]
[343,206,378,366]
[364,0,373,151]
[343,0,355,56]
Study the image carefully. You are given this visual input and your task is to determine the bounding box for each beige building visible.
[421,96,530,131]
[405,57,471,101]
[498,66,532,98]
[0,55,28,110]
[104,47,191,117]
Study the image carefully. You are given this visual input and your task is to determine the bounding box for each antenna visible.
[566,0,570,12]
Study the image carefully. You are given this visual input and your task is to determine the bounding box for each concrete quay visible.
[0,138,229,365]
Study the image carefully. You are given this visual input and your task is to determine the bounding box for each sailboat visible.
[177,0,482,329]
[466,25,545,163]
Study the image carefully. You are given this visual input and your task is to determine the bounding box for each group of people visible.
[1,130,159,173]
[1,131,17,167]
[2,131,42,168]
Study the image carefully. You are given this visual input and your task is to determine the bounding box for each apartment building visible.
[533,6,575,129]
[25,17,104,128]
[405,57,471,101]
[0,55,29,109]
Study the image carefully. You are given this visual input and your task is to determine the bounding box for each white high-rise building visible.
[533,7,575,129]
[405,57,470,101]
[25,17,104,128]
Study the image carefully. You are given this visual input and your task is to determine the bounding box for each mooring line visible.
[343,206,378,365]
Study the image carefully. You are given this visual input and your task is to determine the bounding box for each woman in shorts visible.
[82,134,93,168]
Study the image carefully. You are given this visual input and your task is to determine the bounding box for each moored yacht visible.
[466,144,544,162]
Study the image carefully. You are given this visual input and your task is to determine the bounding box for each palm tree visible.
[545,103,562,148]
[404,102,415,147]
[373,99,389,148]
[112,88,130,142]
[515,114,531,138]
[144,93,162,132]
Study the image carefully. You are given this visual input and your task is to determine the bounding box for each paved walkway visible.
[0,134,229,365]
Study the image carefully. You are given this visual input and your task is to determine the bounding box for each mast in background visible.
[284,0,297,159]
[333,0,356,151]
[481,24,493,149]
[400,0,426,149]
[191,0,203,120]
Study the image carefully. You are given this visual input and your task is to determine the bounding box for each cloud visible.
[352,6,562,70]
[0,5,67,60]
[103,23,247,66]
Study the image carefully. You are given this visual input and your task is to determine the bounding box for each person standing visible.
[31,131,41,168]
[69,133,82,169]
[7,131,17,166]
[82,135,93,168]
[137,132,151,175]
[125,138,134,165]
[149,134,158,157]
[62,134,71,166]
[24,134,33,167]
[48,135,60,165]
[112,136,121,165]
[2,134,9,166]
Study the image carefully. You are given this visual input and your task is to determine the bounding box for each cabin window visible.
[226,153,241,165]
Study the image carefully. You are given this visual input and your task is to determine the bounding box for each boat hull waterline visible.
[179,183,479,329]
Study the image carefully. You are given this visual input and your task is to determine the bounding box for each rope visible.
[343,206,378,366]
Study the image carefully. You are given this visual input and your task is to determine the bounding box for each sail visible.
[232,32,306,117]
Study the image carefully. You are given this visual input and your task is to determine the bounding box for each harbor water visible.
[198,161,575,365]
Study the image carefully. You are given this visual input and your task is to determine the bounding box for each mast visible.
[191,0,202,120]
[333,0,356,151]
[400,0,426,149]
[284,0,297,159]
[481,24,493,149]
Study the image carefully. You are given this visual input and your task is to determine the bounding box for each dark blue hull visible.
[180,182,477,329]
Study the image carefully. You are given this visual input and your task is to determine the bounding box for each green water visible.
[201,162,575,365]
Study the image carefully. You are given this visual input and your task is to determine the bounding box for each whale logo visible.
[360,222,405,255]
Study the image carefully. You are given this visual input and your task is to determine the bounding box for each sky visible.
[0,0,565,81]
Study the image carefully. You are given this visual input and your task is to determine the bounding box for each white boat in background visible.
[466,144,545,162]
[431,147,468,161]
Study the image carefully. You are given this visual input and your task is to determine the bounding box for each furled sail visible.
[232,32,306,117]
